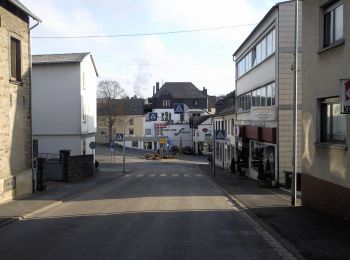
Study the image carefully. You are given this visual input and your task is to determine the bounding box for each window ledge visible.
[315,142,348,150]
[9,79,23,86]
[318,39,345,54]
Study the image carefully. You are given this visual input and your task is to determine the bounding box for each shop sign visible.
[202,128,209,133]
[250,107,276,121]
[341,79,350,114]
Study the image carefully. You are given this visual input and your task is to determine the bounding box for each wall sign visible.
[250,107,276,121]
[341,79,350,114]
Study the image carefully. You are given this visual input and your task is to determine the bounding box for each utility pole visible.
[291,0,299,206]
[213,117,216,177]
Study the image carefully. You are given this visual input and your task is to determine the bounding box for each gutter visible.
[29,18,40,194]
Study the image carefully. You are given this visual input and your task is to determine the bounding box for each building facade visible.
[213,92,235,170]
[0,0,40,203]
[32,53,98,156]
[233,1,302,184]
[302,0,350,220]
[97,98,149,149]
[148,82,210,151]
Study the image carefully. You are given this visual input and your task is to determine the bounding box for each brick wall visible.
[302,174,350,221]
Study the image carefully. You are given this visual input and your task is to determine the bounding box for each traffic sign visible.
[159,137,167,144]
[174,103,184,114]
[115,133,124,141]
[149,112,158,121]
[109,142,115,152]
[89,141,96,149]
[215,130,226,139]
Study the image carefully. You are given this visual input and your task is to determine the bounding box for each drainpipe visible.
[291,0,299,206]
[29,18,41,194]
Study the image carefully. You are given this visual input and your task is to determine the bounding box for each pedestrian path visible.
[0,170,119,228]
[198,164,350,260]
[123,173,204,178]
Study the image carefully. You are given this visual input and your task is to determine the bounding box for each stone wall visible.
[67,155,94,182]
[0,4,32,203]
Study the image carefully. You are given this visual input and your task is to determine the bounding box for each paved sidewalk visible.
[199,164,350,260]
[0,168,122,227]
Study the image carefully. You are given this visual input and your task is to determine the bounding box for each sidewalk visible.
[0,168,122,228]
[199,164,350,260]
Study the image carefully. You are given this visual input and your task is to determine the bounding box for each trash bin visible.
[284,171,301,190]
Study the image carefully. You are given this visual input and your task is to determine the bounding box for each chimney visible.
[156,82,160,93]
[153,86,155,96]
[202,87,207,96]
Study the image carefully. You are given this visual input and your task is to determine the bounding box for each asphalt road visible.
[0,151,281,260]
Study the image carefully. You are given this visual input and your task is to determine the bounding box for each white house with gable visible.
[32,53,98,156]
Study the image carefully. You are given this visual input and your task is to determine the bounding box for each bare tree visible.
[97,80,126,143]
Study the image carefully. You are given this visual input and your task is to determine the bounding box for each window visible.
[324,2,344,47]
[236,28,276,78]
[82,106,86,123]
[132,141,138,147]
[10,37,21,81]
[82,72,86,90]
[231,119,235,135]
[129,118,134,125]
[145,129,152,135]
[320,97,346,143]
[261,86,267,106]
[129,128,134,135]
[162,100,170,107]
[161,112,171,121]
[249,83,276,108]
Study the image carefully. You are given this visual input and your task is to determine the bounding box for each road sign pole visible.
[123,129,126,173]
[213,119,216,177]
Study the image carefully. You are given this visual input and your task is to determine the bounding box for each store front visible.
[236,125,277,182]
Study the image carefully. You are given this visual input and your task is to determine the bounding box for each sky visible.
[22,0,282,98]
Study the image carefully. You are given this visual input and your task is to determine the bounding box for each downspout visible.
[29,18,41,193]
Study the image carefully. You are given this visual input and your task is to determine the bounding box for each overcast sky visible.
[22,0,282,98]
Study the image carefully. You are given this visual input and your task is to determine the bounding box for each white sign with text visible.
[341,79,350,114]
[250,107,276,121]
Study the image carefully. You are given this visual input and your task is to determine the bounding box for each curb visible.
[198,165,304,260]
[0,175,121,228]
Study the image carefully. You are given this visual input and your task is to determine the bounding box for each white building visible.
[233,1,302,184]
[148,82,211,151]
[213,92,236,169]
[32,53,98,156]
[192,116,213,155]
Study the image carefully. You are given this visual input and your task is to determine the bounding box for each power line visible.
[32,23,256,39]
[119,42,235,66]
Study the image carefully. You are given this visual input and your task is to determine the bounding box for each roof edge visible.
[232,1,294,58]
[8,0,42,22]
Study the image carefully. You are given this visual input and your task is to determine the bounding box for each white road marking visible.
[172,174,179,177]
[160,174,167,177]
